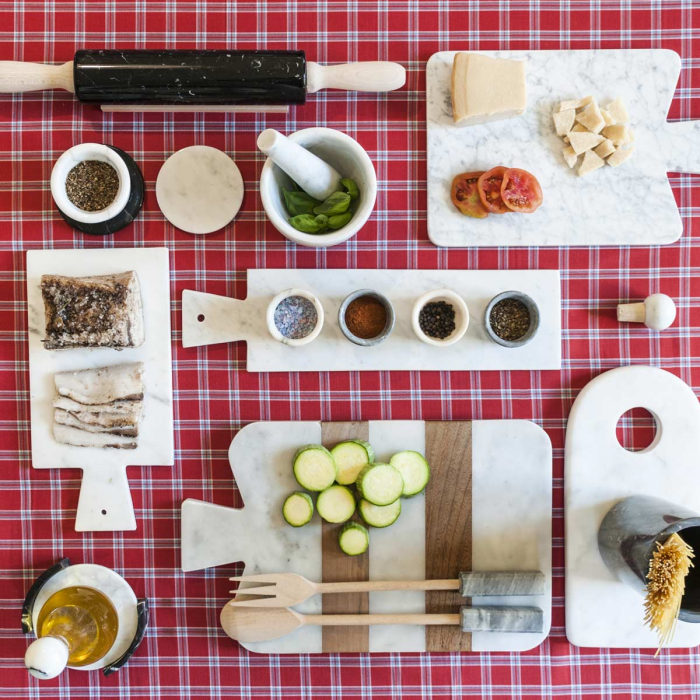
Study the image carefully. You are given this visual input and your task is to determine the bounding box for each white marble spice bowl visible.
[259,127,377,248]
[412,289,470,347]
[266,288,325,347]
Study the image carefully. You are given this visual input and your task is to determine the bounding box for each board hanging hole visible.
[616,407,658,453]
[197,314,205,322]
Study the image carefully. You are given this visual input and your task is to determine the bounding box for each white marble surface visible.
[30,564,138,671]
[27,248,174,531]
[181,419,552,653]
[156,146,244,235]
[427,50,700,247]
[182,269,561,371]
[565,366,700,648]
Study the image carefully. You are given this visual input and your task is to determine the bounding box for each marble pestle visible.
[257,129,342,201]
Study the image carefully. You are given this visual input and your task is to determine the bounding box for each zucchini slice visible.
[282,492,314,527]
[330,439,375,485]
[359,498,401,528]
[316,485,356,523]
[389,450,430,497]
[355,462,404,506]
[338,522,369,556]
[293,444,337,492]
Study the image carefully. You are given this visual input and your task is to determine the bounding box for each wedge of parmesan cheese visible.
[562,146,578,169]
[606,97,629,124]
[600,108,616,126]
[602,124,630,146]
[451,53,527,126]
[558,95,593,111]
[568,130,605,155]
[607,146,635,167]
[578,150,605,177]
[575,101,606,133]
[553,108,576,136]
[593,138,615,159]
[571,123,588,133]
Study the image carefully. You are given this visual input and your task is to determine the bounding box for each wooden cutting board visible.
[181,419,552,653]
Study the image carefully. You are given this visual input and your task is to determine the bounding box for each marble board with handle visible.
[427,49,699,247]
[26,248,174,532]
[182,269,561,371]
[181,419,552,653]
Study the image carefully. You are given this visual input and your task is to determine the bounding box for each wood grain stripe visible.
[425,420,472,651]
[321,421,370,652]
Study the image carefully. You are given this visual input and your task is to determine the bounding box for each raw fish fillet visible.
[54,363,144,405]
[54,409,138,437]
[53,422,137,449]
[53,396,143,415]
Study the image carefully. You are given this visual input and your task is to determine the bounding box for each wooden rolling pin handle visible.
[306,61,405,93]
[305,613,461,627]
[317,579,459,594]
[617,302,646,323]
[0,61,74,93]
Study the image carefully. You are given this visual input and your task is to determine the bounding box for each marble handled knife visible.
[0,50,405,112]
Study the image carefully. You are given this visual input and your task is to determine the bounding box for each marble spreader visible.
[427,50,700,247]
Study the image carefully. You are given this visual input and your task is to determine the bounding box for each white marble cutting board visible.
[181,420,552,653]
[182,269,561,371]
[566,366,700,648]
[26,248,174,532]
[427,50,700,247]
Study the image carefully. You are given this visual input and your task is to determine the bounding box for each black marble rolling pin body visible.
[0,50,406,105]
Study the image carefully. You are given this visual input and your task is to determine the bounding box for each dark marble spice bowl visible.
[484,291,540,348]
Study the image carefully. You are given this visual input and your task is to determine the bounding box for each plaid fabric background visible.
[1,1,699,697]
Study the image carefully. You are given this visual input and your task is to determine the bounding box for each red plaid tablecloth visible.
[1,1,699,697]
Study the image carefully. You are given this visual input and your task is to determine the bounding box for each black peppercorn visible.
[419,301,456,340]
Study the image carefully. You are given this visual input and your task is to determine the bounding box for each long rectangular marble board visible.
[182,269,561,371]
[27,248,174,532]
[427,50,700,247]
[181,419,552,653]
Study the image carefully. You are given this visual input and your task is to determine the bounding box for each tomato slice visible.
[477,166,510,214]
[500,168,543,213]
[451,171,488,219]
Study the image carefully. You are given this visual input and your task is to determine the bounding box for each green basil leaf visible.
[313,191,351,216]
[289,214,327,234]
[341,178,360,200]
[283,189,321,216]
[326,211,353,230]
[315,214,329,225]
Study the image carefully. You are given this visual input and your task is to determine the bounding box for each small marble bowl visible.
[412,289,469,347]
[484,291,540,348]
[50,143,131,224]
[338,289,395,347]
[266,288,324,347]
[260,127,377,248]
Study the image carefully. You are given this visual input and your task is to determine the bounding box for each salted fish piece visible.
[53,422,137,449]
[53,396,143,415]
[63,408,141,429]
[54,362,144,405]
[54,409,138,437]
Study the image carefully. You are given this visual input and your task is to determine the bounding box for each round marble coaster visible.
[156,145,244,235]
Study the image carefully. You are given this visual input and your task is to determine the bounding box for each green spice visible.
[283,178,360,235]
[65,160,119,212]
[341,177,359,200]
[313,191,351,216]
[489,298,531,341]
[282,189,321,216]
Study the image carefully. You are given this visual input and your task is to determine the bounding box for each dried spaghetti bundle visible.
[644,533,694,653]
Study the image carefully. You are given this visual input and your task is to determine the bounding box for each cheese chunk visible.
[562,146,578,169]
[553,108,576,136]
[451,53,527,126]
[607,146,635,167]
[558,95,593,111]
[600,108,616,127]
[606,97,629,124]
[571,123,588,133]
[594,138,615,159]
[578,150,605,177]
[575,101,606,133]
[568,130,605,155]
[602,124,630,146]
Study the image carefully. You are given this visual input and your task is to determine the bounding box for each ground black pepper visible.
[345,296,387,339]
[419,301,456,339]
[65,160,120,212]
[489,298,531,341]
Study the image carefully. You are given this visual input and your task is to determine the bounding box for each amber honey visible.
[36,586,119,666]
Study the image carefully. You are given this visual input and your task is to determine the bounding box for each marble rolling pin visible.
[0,50,406,107]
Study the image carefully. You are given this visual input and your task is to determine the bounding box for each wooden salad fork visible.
[230,571,545,608]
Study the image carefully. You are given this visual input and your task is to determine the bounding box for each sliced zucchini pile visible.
[282,438,431,557]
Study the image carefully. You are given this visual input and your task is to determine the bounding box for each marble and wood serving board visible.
[182,269,561,371]
[427,49,700,247]
[181,419,552,653]
[565,366,700,648]
[26,248,174,532]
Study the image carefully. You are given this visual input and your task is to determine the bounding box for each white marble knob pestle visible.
[257,129,342,201]
[25,636,69,680]
[617,293,677,331]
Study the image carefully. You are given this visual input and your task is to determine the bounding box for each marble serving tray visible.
[427,50,700,247]
[181,419,552,654]
[565,366,700,648]
[26,248,174,532]
[182,269,561,371]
